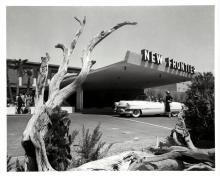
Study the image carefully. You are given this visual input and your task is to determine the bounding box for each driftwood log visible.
[21,16,214,171]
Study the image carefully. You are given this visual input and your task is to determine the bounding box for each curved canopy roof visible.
[62,50,193,90]
[82,51,193,90]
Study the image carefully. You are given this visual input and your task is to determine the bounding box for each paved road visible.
[7,113,177,156]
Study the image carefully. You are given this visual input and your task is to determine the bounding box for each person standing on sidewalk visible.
[165,90,173,118]
[17,93,24,114]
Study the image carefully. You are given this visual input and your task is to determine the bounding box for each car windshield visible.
[134,95,147,100]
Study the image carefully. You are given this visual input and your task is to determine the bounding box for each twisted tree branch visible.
[55,43,66,53]
[48,17,86,101]
[35,53,50,105]
[70,16,86,54]
[57,21,137,102]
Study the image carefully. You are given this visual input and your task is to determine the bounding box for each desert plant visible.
[7,156,25,172]
[45,106,78,171]
[15,158,25,171]
[44,107,113,170]
[76,123,113,166]
[7,155,13,171]
[184,72,214,148]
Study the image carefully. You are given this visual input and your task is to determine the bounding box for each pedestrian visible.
[17,93,24,114]
[165,90,173,118]
[25,94,32,114]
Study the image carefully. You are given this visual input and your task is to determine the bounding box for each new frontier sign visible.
[141,49,195,74]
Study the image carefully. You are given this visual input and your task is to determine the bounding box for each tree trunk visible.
[71,151,184,171]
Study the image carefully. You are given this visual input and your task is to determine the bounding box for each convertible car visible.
[114,96,184,118]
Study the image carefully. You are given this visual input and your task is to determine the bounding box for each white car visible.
[114,96,184,118]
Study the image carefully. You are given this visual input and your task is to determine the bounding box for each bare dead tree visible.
[21,16,137,171]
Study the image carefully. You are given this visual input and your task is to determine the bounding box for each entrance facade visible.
[65,50,194,111]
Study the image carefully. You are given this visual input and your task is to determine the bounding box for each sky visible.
[7,6,214,72]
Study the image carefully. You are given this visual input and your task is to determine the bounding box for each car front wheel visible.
[132,109,141,118]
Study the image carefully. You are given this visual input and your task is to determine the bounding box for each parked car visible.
[114,95,185,118]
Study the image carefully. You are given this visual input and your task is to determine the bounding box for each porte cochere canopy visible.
[81,50,193,91]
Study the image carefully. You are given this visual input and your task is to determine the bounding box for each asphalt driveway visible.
[7,113,177,156]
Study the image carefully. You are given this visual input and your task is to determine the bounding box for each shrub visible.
[75,123,114,166]
[7,156,25,172]
[45,106,78,171]
[15,158,25,171]
[7,155,13,171]
[184,72,214,148]
[45,107,113,170]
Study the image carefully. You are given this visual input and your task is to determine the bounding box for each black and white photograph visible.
[2,1,218,174]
